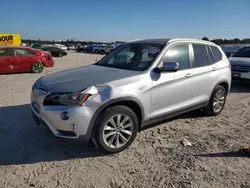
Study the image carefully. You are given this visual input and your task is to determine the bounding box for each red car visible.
[0,46,54,74]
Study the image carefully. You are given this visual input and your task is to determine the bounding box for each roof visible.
[127,38,217,46]
[127,38,171,45]
[168,38,217,46]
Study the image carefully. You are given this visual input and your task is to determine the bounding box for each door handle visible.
[185,73,192,78]
[212,67,217,71]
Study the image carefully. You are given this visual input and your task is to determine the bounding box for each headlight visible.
[43,93,91,106]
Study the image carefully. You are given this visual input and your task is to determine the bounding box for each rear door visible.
[0,48,13,74]
[190,43,220,104]
[11,48,36,72]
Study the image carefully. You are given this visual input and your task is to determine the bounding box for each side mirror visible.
[155,61,179,73]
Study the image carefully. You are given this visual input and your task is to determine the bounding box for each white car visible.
[229,47,250,82]
[54,44,68,51]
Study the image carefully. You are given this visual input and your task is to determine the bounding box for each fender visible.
[86,96,145,138]
[209,79,230,102]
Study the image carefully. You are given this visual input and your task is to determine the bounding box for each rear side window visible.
[14,49,34,56]
[192,44,210,68]
[211,46,222,62]
[0,48,9,57]
[207,46,215,65]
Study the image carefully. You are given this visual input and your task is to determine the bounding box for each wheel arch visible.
[87,97,145,137]
[215,80,230,94]
[209,80,230,101]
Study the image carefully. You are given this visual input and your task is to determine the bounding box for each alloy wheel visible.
[33,63,43,72]
[102,114,133,148]
[213,89,225,113]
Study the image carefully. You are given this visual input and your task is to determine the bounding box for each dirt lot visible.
[0,52,250,188]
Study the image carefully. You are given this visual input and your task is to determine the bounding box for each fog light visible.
[60,111,69,121]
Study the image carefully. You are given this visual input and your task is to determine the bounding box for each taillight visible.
[228,64,231,71]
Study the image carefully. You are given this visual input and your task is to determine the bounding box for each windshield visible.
[95,43,164,71]
[233,47,250,58]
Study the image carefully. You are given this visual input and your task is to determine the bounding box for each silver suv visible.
[31,38,231,153]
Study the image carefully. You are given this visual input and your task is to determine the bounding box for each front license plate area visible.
[232,73,241,78]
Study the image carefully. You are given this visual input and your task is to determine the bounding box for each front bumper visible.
[43,58,54,67]
[30,91,98,141]
[232,71,250,82]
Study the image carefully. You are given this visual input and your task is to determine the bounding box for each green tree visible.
[202,37,209,41]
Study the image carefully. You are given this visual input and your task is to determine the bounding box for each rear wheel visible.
[99,50,105,54]
[93,106,139,153]
[58,53,63,57]
[31,63,44,73]
[204,85,227,116]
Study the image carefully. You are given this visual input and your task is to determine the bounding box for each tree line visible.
[21,38,250,46]
[202,37,250,45]
[21,38,125,46]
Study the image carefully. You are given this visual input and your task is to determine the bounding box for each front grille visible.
[231,65,250,73]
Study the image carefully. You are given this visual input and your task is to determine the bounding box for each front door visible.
[0,48,13,74]
[151,43,193,119]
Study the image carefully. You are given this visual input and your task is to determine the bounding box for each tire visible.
[93,105,139,154]
[204,85,227,116]
[31,62,44,73]
[58,53,63,57]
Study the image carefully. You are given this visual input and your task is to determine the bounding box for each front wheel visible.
[93,106,139,153]
[204,85,227,116]
[31,62,44,73]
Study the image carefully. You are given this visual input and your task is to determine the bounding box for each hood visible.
[35,65,140,92]
[229,57,250,66]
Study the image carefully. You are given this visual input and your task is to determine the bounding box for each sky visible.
[1,0,250,42]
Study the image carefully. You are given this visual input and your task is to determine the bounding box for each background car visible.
[87,44,107,54]
[0,46,54,74]
[31,43,43,49]
[41,46,67,57]
[229,47,250,82]
[53,44,68,51]
[65,44,76,50]
[105,43,122,53]
[76,45,88,52]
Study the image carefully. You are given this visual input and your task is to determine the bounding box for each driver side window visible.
[161,44,190,70]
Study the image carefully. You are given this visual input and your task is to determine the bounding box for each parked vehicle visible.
[31,44,43,49]
[222,47,239,58]
[31,38,231,153]
[0,33,21,46]
[97,44,107,54]
[0,46,54,74]
[65,44,76,50]
[87,44,107,54]
[105,43,122,53]
[41,46,67,57]
[229,47,250,82]
[77,45,88,52]
[54,44,68,51]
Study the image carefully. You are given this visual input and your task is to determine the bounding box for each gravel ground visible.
[0,52,250,188]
